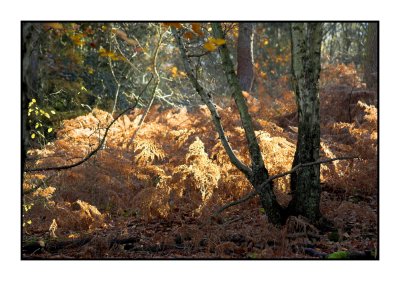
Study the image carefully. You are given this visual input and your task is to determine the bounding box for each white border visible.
[2,1,399,280]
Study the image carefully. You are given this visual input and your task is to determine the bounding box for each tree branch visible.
[127,25,166,149]
[212,23,265,171]
[172,28,252,176]
[24,75,153,173]
[214,156,359,215]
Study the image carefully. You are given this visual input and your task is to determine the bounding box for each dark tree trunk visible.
[289,23,323,223]
[364,22,378,90]
[22,23,40,171]
[237,23,254,92]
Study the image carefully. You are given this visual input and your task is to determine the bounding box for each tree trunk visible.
[289,23,323,223]
[237,23,254,92]
[364,22,378,90]
[212,23,284,224]
[22,23,40,170]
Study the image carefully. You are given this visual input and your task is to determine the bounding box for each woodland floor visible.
[22,67,378,259]
[22,190,377,259]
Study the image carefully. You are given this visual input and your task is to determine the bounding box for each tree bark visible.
[172,28,251,177]
[22,23,40,171]
[212,23,284,224]
[237,23,254,92]
[364,22,378,90]
[289,23,323,223]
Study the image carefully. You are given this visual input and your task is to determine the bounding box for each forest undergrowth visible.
[22,64,377,259]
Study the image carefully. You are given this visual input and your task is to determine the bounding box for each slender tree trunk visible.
[341,23,352,63]
[364,22,378,90]
[237,23,254,92]
[212,23,284,224]
[289,23,323,223]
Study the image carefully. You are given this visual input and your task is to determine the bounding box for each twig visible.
[214,156,359,215]
[127,25,166,149]
[24,75,153,173]
[215,191,258,216]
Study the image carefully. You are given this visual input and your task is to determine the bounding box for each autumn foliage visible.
[22,62,377,259]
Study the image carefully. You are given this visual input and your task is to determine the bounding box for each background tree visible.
[364,22,378,90]
[288,23,323,222]
[237,22,255,92]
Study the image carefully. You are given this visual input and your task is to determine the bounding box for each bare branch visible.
[127,25,166,149]
[24,75,153,173]
[215,190,258,215]
[214,156,359,215]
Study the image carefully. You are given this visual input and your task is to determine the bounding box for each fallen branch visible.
[24,75,153,173]
[22,236,93,254]
[214,156,359,215]
[23,235,142,256]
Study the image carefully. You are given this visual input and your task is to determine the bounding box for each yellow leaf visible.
[171,66,178,77]
[51,110,56,114]
[32,99,36,103]
[70,34,85,46]
[99,47,120,60]
[70,34,84,41]
[31,133,35,139]
[48,128,53,133]
[44,113,50,119]
[208,37,226,46]
[44,23,63,30]
[260,71,267,78]
[263,38,269,45]
[209,37,226,46]
[35,123,39,129]
[203,41,217,51]
[204,37,226,52]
